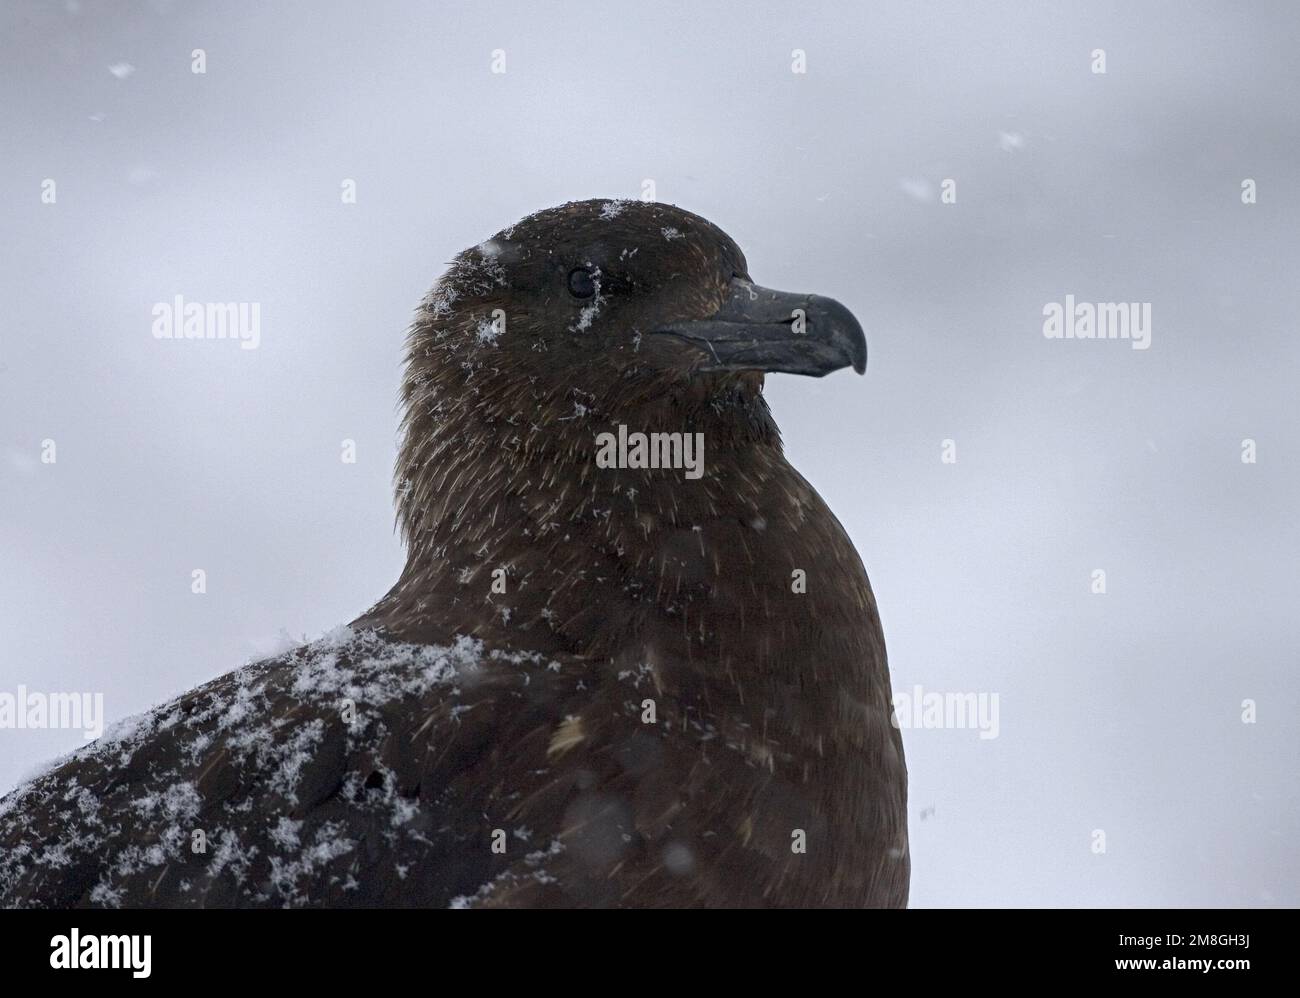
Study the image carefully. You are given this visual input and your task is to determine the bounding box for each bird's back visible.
[0,617,906,907]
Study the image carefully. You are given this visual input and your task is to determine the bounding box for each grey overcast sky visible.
[1,0,1296,906]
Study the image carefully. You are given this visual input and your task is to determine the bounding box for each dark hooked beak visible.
[648,276,867,377]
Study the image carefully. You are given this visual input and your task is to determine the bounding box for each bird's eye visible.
[567,267,597,299]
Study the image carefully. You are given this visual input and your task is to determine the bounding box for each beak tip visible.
[850,333,867,374]
[821,297,867,376]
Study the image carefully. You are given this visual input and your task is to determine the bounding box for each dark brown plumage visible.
[0,199,908,907]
